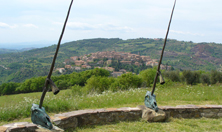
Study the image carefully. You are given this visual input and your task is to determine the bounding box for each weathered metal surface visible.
[48,78,60,95]
[31,104,53,130]
[159,71,165,85]
[145,0,176,111]
[31,0,74,130]
[144,91,158,112]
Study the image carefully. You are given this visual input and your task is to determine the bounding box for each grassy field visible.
[74,118,222,132]
[0,83,222,129]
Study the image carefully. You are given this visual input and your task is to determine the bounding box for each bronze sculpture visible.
[31,0,74,129]
[145,0,176,111]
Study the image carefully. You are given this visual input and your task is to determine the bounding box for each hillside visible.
[0,38,222,84]
[0,49,19,54]
[0,48,35,54]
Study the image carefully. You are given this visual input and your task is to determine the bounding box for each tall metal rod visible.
[39,0,74,108]
[151,0,176,95]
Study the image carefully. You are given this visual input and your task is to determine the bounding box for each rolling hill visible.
[0,38,222,84]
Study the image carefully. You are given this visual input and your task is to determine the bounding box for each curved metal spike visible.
[31,0,74,130]
[145,0,177,111]
[39,0,74,109]
[151,0,176,95]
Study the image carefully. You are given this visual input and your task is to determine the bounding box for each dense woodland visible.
[1,38,222,85]
[0,67,222,96]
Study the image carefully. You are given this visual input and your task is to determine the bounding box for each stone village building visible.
[61,51,172,75]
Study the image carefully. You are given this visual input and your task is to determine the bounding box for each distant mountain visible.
[0,38,222,85]
[0,48,19,54]
[19,47,36,52]
[0,40,58,49]
[0,47,36,54]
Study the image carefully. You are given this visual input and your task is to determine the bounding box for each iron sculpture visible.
[31,0,74,129]
[144,0,176,112]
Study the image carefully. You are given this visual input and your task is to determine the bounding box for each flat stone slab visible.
[2,122,38,132]
[54,107,141,118]
[1,122,63,132]
[36,125,64,132]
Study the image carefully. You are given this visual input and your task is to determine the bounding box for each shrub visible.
[210,70,222,84]
[56,80,70,90]
[109,80,120,92]
[110,73,142,91]
[76,68,110,86]
[200,73,210,85]
[85,76,115,93]
[0,82,20,95]
[182,70,200,85]
[139,68,156,87]
[71,84,83,96]
[16,77,46,93]
[163,70,181,82]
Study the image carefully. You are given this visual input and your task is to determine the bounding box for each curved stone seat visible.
[1,105,222,132]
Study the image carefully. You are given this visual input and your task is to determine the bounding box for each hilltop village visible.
[56,51,172,76]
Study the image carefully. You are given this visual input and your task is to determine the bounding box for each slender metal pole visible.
[39,0,74,108]
[151,0,176,95]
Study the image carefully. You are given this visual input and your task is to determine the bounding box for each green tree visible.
[85,76,115,93]
[200,73,210,85]
[0,82,20,95]
[139,68,156,87]
[116,72,142,90]
[163,70,180,82]
[210,70,222,84]
[182,70,200,85]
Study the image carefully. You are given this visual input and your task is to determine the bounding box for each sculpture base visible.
[138,105,166,122]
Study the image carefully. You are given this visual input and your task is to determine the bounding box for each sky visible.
[0,0,222,48]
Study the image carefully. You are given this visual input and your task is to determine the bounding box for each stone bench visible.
[1,105,222,132]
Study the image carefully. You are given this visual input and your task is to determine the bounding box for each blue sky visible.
[0,0,222,48]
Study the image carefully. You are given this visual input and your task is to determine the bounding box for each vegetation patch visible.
[1,38,222,85]
[74,118,222,132]
[0,82,221,123]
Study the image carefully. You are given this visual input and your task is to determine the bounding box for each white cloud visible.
[14,0,67,7]
[23,24,38,28]
[0,22,17,29]
[171,30,204,36]
[101,24,133,32]
[67,22,96,30]
[1,0,222,44]
[54,22,133,32]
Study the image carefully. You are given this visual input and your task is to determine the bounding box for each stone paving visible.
[1,105,222,132]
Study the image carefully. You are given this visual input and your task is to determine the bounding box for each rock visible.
[2,122,36,132]
[138,105,166,122]
[0,126,7,132]
[36,125,64,132]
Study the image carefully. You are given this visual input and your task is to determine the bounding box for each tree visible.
[139,68,156,87]
[85,75,115,93]
[0,82,20,95]
[117,73,142,90]
[210,70,222,84]
[182,70,200,85]
[163,70,180,82]
[200,73,210,85]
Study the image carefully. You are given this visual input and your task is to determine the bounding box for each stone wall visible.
[1,105,222,132]
[161,105,222,119]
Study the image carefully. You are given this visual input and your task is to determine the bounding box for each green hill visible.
[0,38,222,84]
[0,49,19,54]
